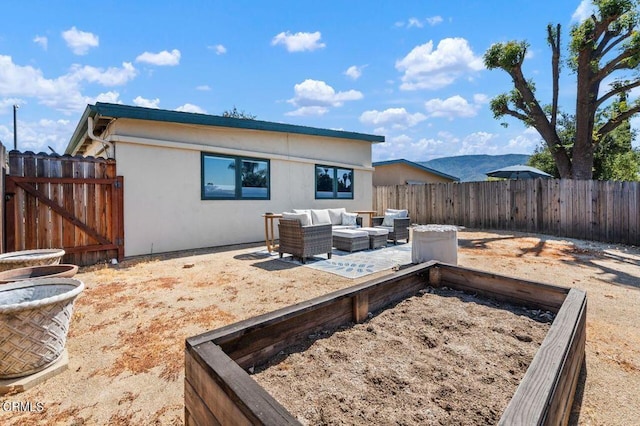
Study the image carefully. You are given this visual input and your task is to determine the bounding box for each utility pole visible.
[13,104,19,150]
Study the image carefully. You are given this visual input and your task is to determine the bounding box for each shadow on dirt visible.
[459,231,640,291]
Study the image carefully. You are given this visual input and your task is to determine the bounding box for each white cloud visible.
[407,18,424,28]
[67,62,137,86]
[410,137,446,159]
[572,0,595,23]
[506,127,542,153]
[209,44,227,55]
[136,49,181,66]
[286,79,362,116]
[459,131,499,155]
[359,108,426,129]
[426,16,444,26]
[396,38,484,90]
[133,96,160,108]
[372,134,414,161]
[1,117,74,154]
[473,93,489,104]
[89,91,122,104]
[271,31,325,52]
[62,27,99,55]
[33,35,48,50]
[373,133,453,162]
[424,95,480,119]
[0,98,23,113]
[0,55,135,115]
[398,16,443,29]
[285,106,329,116]
[175,103,206,114]
[196,85,211,91]
[344,65,365,80]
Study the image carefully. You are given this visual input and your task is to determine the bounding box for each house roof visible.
[65,102,385,155]
[373,159,460,182]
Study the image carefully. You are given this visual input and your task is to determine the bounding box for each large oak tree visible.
[484,0,640,179]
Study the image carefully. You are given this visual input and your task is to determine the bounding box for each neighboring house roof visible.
[373,159,460,182]
[66,103,385,155]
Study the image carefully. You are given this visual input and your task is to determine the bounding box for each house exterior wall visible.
[104,119,374,257]
[373,163,452,186]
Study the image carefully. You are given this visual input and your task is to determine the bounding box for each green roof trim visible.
[66,102,385,155]
[373,159,460,182]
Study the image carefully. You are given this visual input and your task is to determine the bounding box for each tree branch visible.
[594,30,618,58]
[596,104,640,140]
[594,47,639,82]
[599,28,633,58]
[501,107,531,123]
[596,80,640,108]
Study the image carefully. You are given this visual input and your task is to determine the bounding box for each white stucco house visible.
[65,103,384,257]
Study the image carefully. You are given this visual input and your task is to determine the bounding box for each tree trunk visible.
[573,43,599,180]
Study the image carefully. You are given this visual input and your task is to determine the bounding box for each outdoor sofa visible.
[278,208,362,262]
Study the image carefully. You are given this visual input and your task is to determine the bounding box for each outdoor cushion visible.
[331,224,358,231]
[311,209,332,225]
[328,208,347,225]
[282,212,311,226]
[332,229,369,238]
[382,211,402,227]
[385,208,409,218]
[292,209,312,224]
[341,212,358,226]
[374,225,394,232]
[360,227,389,236]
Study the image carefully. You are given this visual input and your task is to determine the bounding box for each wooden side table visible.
[262,213,282,253]
[353,210,377,227]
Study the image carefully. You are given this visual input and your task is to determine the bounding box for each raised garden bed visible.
[185,261,587,425]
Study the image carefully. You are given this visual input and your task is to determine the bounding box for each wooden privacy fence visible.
[4,150,124,266]
[373,179,639,246]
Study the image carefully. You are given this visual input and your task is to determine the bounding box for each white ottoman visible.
[332,229,370,252]
[410,225,458,265]
[360,227,389,249]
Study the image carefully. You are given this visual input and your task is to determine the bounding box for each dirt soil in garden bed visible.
[252,287,554,425]
[1,229,639,425]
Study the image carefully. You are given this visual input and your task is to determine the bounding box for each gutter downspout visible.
[87,116,114,158]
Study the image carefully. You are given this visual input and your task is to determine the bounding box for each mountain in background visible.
[420,154,531,182]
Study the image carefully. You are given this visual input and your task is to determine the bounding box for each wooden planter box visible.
[185,262,586,425]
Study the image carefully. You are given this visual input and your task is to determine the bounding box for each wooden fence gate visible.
[4,150,124,266]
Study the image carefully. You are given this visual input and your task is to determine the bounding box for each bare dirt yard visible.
[1,229,639,425]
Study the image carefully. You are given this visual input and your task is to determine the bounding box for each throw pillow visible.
[311,209,332,225]
[328,208,347,225]
[292,209,312,225]
[382,211,401,227]
[385,208,409,218]
[282,212,311,226]
[341,212,358,226]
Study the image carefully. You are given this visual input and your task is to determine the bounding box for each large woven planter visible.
[0,264,79,284]
[0,249,66,272]
[0,278,84,379]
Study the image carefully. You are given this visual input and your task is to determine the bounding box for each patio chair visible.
[372,209,411,244]
[278,219,333,264]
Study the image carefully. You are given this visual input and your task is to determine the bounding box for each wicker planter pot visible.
[0,278,84,379]
[0,264,78,285]
[0,249,66,272]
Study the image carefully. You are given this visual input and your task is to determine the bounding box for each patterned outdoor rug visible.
[276,243,413,279]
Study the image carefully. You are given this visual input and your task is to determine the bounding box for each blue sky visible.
[1,0,637,161]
